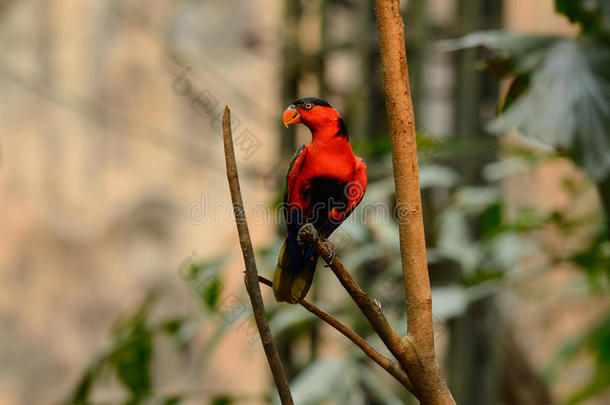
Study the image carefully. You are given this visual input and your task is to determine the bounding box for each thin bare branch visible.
[257,275,413,392]
[222,106,294,405]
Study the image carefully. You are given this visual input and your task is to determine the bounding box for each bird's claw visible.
[297,223,318,247]
[321,240,336,267]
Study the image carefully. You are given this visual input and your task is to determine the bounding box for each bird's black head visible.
[291,97,332,109]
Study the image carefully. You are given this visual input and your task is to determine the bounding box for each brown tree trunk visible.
[373,1,455,403]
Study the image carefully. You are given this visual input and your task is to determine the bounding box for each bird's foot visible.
[321,240,336,267]
[297,223,318,247]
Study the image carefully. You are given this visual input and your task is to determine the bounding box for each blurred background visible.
[0,0,609,404]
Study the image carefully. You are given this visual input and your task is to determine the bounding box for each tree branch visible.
[298,228,414,362]
[374,0,455,403]
[222,106,294,405]
[257,275,413,392]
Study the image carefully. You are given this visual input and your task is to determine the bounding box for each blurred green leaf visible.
[437,207,481,274]
[65,359,104,404]
[489,38,610,181]
[198,275,222,310]
[432,286,468,320]
[64,294,189,405]
[454,187,501,214]
[162,395,183,405]
[269,306,315,337]
[478,201,503,237]
[509,207,548,232]
[351,135,393,156]
[500,73,530,113]
[109,299,154,402]
[419,165,460,189]
[482,156,531,181]
[274,358,351,405]
[358,366,407,405]
[187,256,228,311]
[210,395,234,405]
[440,30,559,76]
[547,312,610,404]
[186,255,228,282]
[569,227,610,291]
[555,0,610,35]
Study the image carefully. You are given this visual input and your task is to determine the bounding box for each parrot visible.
[272,97,367,304]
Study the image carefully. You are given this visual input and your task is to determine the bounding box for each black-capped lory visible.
[273,97,367,303]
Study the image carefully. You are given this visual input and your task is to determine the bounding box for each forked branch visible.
[374,0,455,403]
[223,1,456,402]
[257,275,413,391]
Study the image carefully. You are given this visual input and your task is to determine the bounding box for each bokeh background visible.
[0,0,609,404]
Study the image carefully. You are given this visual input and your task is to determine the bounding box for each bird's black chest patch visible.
[303,177,347,205]
[301,177,348,225]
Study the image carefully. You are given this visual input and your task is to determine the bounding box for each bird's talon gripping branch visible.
[321,239,336,266]
[297,223,318,247]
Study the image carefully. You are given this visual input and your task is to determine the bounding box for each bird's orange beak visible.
[283,105,301,127]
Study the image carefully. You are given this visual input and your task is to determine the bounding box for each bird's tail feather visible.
[272,238,317,304]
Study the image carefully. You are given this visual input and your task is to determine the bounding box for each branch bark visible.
[300,228,450,403]
[257,275,413,391]
[373,1,455,403]
[222,106,294,405]
[299,229,413,362]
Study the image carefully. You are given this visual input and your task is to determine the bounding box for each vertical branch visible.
[374,1,455,403]
[374,0,432,351]
[222,106,294,405]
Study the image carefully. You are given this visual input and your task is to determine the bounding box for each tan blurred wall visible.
[505,0,579,35]
[1,0,607,404]
[0,0,280,403]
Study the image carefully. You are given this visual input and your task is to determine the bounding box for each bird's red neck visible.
[302,106,349,145]
[309,124,344,144]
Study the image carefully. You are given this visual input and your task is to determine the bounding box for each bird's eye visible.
[304,102,313,110]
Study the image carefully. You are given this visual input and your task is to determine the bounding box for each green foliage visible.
[185,255,228,311]
[569,226,610,290]
[64,294,162,404]
[440,0,610,283]
[210,395,235,405]
[269,305,316,338]
[490,37,610,181]
[443,5,610,401]
[271,356,409,405]
[63,255,242,405]
[555,0,610,35]
[547,312,610,404]
[442,5,610,182]
[109,304,154,402]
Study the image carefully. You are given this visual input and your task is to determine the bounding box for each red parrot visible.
[273,97,367,303]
